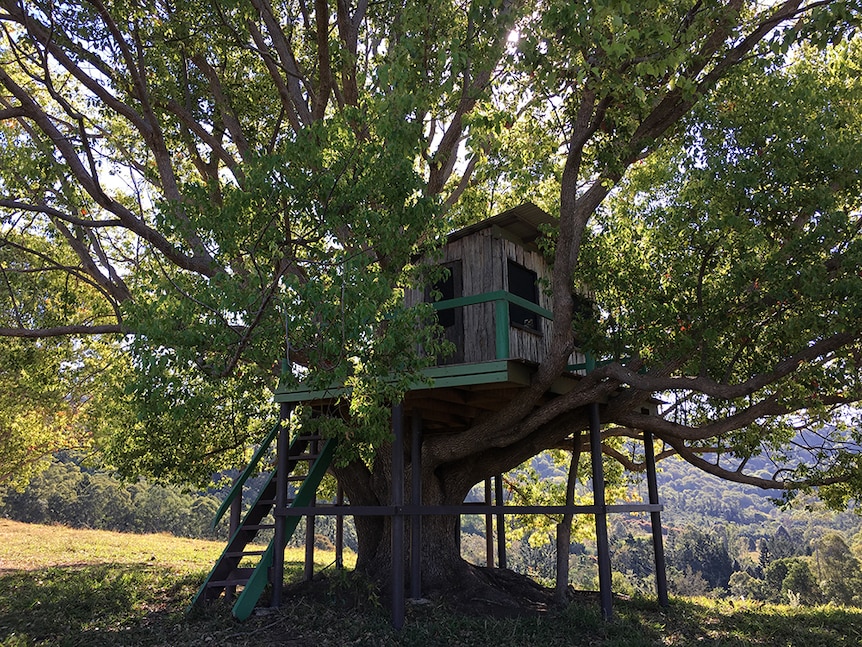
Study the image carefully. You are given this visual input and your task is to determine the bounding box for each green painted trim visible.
[419,369,511,389]
[421,359,509,379]
[229,542,274,620]
[274,360,522,402]
[494,299,510,359]
[231,438,338,621]
[432,290,553,321]
[211,420,281,529]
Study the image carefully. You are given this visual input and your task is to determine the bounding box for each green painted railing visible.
[431,290,554,360]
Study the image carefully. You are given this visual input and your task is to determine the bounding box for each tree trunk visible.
[340,449,471,593]
[334,443,555,612]
[554,433,584,605]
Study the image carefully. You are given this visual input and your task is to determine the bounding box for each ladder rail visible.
[189,435,336,614]
[231,437,337,620]
[211,419,282,529]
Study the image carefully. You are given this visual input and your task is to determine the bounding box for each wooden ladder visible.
[190,429,337,618]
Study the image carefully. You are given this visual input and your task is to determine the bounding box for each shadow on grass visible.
[3,564,862,647]
[0,562,203,646]
[628,597,862,647]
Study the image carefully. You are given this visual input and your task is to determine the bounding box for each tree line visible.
[0,455,223,539]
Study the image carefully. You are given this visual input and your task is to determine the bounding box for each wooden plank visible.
[275,359,522,403]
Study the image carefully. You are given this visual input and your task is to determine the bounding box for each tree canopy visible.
[1,0,862,517]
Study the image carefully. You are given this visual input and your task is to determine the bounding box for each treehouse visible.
[404,201,585,368]
[191,203,668,626]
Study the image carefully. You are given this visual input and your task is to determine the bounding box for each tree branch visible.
[0,324,124,337]
[593,331,857,400]
[666,436,851,490]
[0,200,122,228]
[0,67,220,277]
[249,0,313,126]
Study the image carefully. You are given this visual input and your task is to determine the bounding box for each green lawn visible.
[1,519,860,647]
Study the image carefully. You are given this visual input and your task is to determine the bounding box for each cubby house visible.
[192,202,667,625]
[405,201,584,369]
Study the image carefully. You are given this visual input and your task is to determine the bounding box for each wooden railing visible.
[430,289,553,360]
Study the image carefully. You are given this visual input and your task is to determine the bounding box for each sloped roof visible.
[447,202,556,250]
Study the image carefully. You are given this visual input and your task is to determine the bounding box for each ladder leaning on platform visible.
[189,419,336,620]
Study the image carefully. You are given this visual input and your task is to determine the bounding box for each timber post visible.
[410,413,423,599]
[391,403,406,629]
[586,351,613,620]
[495,474,507,569]
[271,401,292,608]
[644,429,669,606]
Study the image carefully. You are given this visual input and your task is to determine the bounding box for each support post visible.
[410,414,423,599]
[589,401,613,620]
[226,477,242,602]
[644,430,669,606]
[484,479,494,568]
[494,299,510,359]
[391,403,405,630]
[271,402,291,608]
[495,474,507,569]
[304,437,317,582]
[335,484,344,570]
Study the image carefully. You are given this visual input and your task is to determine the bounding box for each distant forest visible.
[2,451,861,606]
[0,454,224,540]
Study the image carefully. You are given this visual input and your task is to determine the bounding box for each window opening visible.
[426,261,464,365]
[507,260,540,333]
[433,266,457,328]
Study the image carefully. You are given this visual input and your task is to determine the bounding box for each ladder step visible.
[242,524,275,531]
[207,578,249,588]
[207,568,256,587]
[291,453,320,460]
[224,550,267,558]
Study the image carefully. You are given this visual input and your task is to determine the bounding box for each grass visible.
[2,519,861,647]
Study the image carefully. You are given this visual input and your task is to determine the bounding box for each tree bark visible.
[555,433,584,605]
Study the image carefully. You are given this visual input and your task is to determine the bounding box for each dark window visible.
[426,262,464,364]
[428,262,460,328]
[507,260,540,333]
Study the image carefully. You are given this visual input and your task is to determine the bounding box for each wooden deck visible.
[273,359,585,434]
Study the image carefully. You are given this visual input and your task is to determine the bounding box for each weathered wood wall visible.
[405,225,585,368]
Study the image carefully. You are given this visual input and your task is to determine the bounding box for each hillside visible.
[2,519,862,647]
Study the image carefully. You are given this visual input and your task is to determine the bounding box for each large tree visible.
[2,0,862,601]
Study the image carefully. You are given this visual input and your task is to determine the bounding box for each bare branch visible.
[0,324,123,337]
[335,0,366,106]
[666,436,851,490]
[49,217,131,303]
[189,54,252,162]
[311,0,333,120]
[0,199,122,227]
[249,0,313,126]
[0,106,25,119]
[593,332,857,400]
